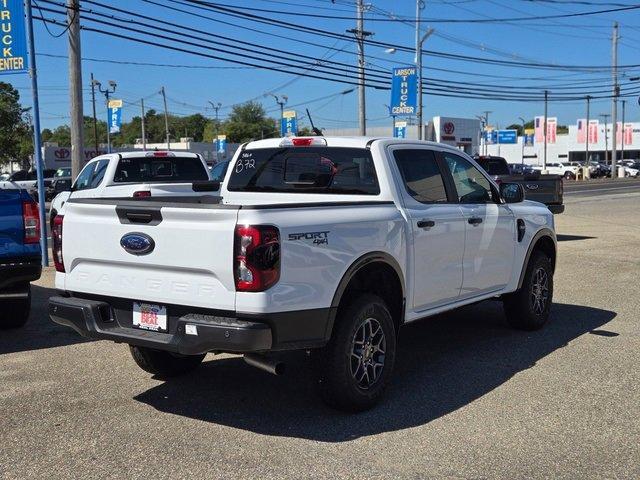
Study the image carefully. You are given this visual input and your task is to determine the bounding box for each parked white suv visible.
[533,162,579,179]
[49,137,557,412]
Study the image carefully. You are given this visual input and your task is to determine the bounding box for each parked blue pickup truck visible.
[0,189,42,328]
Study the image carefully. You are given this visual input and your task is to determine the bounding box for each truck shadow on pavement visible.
[134,301,615,442]
[0,285,91,355]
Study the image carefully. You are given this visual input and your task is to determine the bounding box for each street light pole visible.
[95,80,117,153]
[519,116,526,167]
[270,94,288,136]
[621,99,626,160]
[90,73,99,154]
[209,101,222,163]
[585,96,591,178]
[600,113,610,165]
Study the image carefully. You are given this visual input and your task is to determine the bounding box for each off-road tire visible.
[314,294,397,412]
[503,251,553,331]
[129,345,205,378]
[0,284,31,329]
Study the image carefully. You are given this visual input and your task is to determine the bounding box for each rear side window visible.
[476,158,510,176]
[113,156,208,183]
[393,149,448,203]
[227,147,379,195]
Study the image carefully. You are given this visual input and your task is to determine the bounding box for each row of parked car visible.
[505,160,639,179]
[0,167,72,201]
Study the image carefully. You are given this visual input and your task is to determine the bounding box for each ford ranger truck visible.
[1,189,42,328]
[49,137,557,412]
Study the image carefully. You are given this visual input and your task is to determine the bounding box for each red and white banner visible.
[588,120,598,144]
[534,116,544,142]
[624,123,633,145]
[616,122,623,145]
[547,117,557,144]
[577,119,586,143]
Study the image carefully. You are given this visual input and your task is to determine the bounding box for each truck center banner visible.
[0,0,28,75]
[390,67,417,116]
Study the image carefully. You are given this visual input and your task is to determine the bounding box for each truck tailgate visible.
[62,200,239,310]
[520,175,562,205]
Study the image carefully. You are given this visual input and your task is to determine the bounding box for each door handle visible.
[468,217,483,226]
[417,219,435,229]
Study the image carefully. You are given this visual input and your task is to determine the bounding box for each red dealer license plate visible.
[132,302,168,332]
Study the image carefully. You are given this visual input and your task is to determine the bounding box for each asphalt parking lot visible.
[2,184,639,479]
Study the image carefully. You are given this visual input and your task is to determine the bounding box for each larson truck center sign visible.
[0,0,28,75]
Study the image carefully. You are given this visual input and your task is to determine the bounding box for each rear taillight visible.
[133,190,151,198]
[52,215,65,272]
[234,225,280,292]
[22,200,40,244]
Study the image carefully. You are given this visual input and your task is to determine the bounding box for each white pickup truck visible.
[49,150,212,228]
[49,137,557,412]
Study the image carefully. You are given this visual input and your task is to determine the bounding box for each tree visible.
[224,101,277,143]
[0,82,32,166]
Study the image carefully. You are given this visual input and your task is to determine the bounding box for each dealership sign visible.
[394,121,407,138]
[497,129,517,144]
[281,110,298,137]
[0,0,28,75]
[108,99,123,134]
[390,67,417,116]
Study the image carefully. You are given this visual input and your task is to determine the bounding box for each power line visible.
[183,0,640,23]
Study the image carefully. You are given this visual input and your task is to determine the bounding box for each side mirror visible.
[500,182,525,203]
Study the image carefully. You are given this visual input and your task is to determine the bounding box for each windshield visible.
[113,156,209,183]
[227,147,379,195]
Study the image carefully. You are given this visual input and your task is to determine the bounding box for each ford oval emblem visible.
[525,184,540,190]
[120,233,155,255]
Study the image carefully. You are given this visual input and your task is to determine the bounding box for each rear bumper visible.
[548,204,565,214]
[0,257,42,291]
[49,295,332,355]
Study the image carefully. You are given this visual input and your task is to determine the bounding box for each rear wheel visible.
[129,345,205,378]
[314,294,397,412]
[0,284,31,329]
[503,251,553,331]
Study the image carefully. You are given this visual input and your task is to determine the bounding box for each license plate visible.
[132,302,167,332]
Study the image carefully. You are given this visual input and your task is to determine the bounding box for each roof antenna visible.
[306,108,323,136]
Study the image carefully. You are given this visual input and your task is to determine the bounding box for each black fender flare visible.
[323,251,406,340]
[517,228,557,289]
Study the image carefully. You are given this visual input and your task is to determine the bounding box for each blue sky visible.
[5,0,640,132]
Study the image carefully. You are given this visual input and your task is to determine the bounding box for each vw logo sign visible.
[120,233,155,255]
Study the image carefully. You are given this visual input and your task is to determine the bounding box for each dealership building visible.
[324,116,640,166]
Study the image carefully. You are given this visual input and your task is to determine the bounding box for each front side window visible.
[393,149,448,203]
[443,153,495,204]
[74,162,98,191]
[227,147,379,195]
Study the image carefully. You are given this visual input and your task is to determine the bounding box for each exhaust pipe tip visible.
[244,354,285,376]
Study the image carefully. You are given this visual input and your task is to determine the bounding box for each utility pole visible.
[90,73,99,154]
[160,86,170,149]
[141,98,146,151]
[416,27,435,140]
[68,0,84,180]
[24,0,48,266]
[621,99,626,159]
[611,22,619,178]
[585,96,591,178]
[347,0,371,136]
[95,80,116,153]
[543,90,548,173]
[600,113,610,164]
[209,101,222,162]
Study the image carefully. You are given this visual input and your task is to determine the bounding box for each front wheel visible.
[314,294,397,412]
[129,345,205,378]
[503,251,553,331]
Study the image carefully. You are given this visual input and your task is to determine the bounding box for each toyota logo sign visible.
[443,122,455,135]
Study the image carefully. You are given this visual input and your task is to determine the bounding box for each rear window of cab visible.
[227,147,380,195]
[113,156,209,183]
